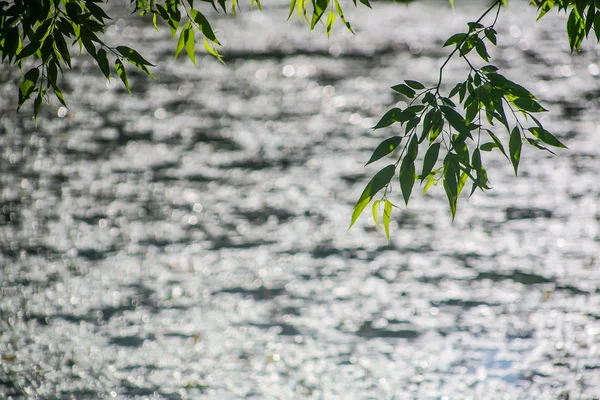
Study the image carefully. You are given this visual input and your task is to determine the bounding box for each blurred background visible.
[1,0,600,398]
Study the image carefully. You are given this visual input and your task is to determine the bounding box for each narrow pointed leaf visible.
[349,164,395,228]
[421,142,440,180]
[399,157,416,205]
[366,136,402,165]
[528,127,567,148]
[509,126,522,175]
[383,199,392,242]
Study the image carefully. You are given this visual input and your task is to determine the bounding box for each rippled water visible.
[2,1,600,398]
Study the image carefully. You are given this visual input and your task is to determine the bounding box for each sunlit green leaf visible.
[349,164,395,228]
[372,199,381,228]
[18,67,39,110]
[383,199,392,242]
[444,32,467,47]
[513,97,547,113]
[528,127,567,148]
[190,9,220,44]
[326,11,336,38]
[115,59,130,93]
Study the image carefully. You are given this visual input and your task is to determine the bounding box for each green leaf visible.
[383,199,392,242]
[372,199,381,228]
[509,126,522,175]
[54,86,67,108]
[96,48,110,79]
[440,105,470,138]
[116,46,155,66]
[175,25,187,59]
[334,0,354,33]
[480,142,496,152]
[325,11,335,37]
[391,84,416,98]
[115,58,130,93]
[443,156,459,220]
[513,97,547,113]
[288,0,297,19]
[484,130,507,159]
[185,26,197,66]
[444,32,467,47]
[203,38,224,63]
[528,127,567,148]
[366,136,402,165]
[326,11,336,38]
[421,142,440,180]
[475,40,490,61]
[16,41,41,61]
[190,9,220,44]
[18,67,39,110]
[405,80,425,90]
[373,108,402,129]
[54,32,72,68]
[350,165,396,229]
[310,0,328,30]
[399,156,416,205]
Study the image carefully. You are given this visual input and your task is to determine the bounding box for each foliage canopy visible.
[0,0,596,239]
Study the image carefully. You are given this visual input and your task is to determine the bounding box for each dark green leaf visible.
[421,142,440,180]
[391,84,415,98]
[399,156,415,205]
[440,105,471,138]
[509,126,522,175]
[96,48,110,79]
[373,108,402,129]
[116,46,155,66]
[405,80,425,90]
[365,136,402,165]
[443,156,459,219]
[16,41,41,61]
[480,142,496,151]
[475,40,489,61]
[513,97,547,113]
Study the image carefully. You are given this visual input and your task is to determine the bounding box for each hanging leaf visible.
[528,127,567,148]
[115,59,130,93]
[421,142,440,180]
[349,164,395,228]
[509,126,522,175]
[372,199,381,228]
[383,199,392,242]
[399,156,416,205]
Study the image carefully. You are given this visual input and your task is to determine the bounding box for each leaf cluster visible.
[350,0,567,239]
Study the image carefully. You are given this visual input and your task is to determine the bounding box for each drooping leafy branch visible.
[350,0,600,240]
[0,0,597,238]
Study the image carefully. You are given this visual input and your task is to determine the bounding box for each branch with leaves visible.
[0,0,597,239]
[349,0,596,240]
